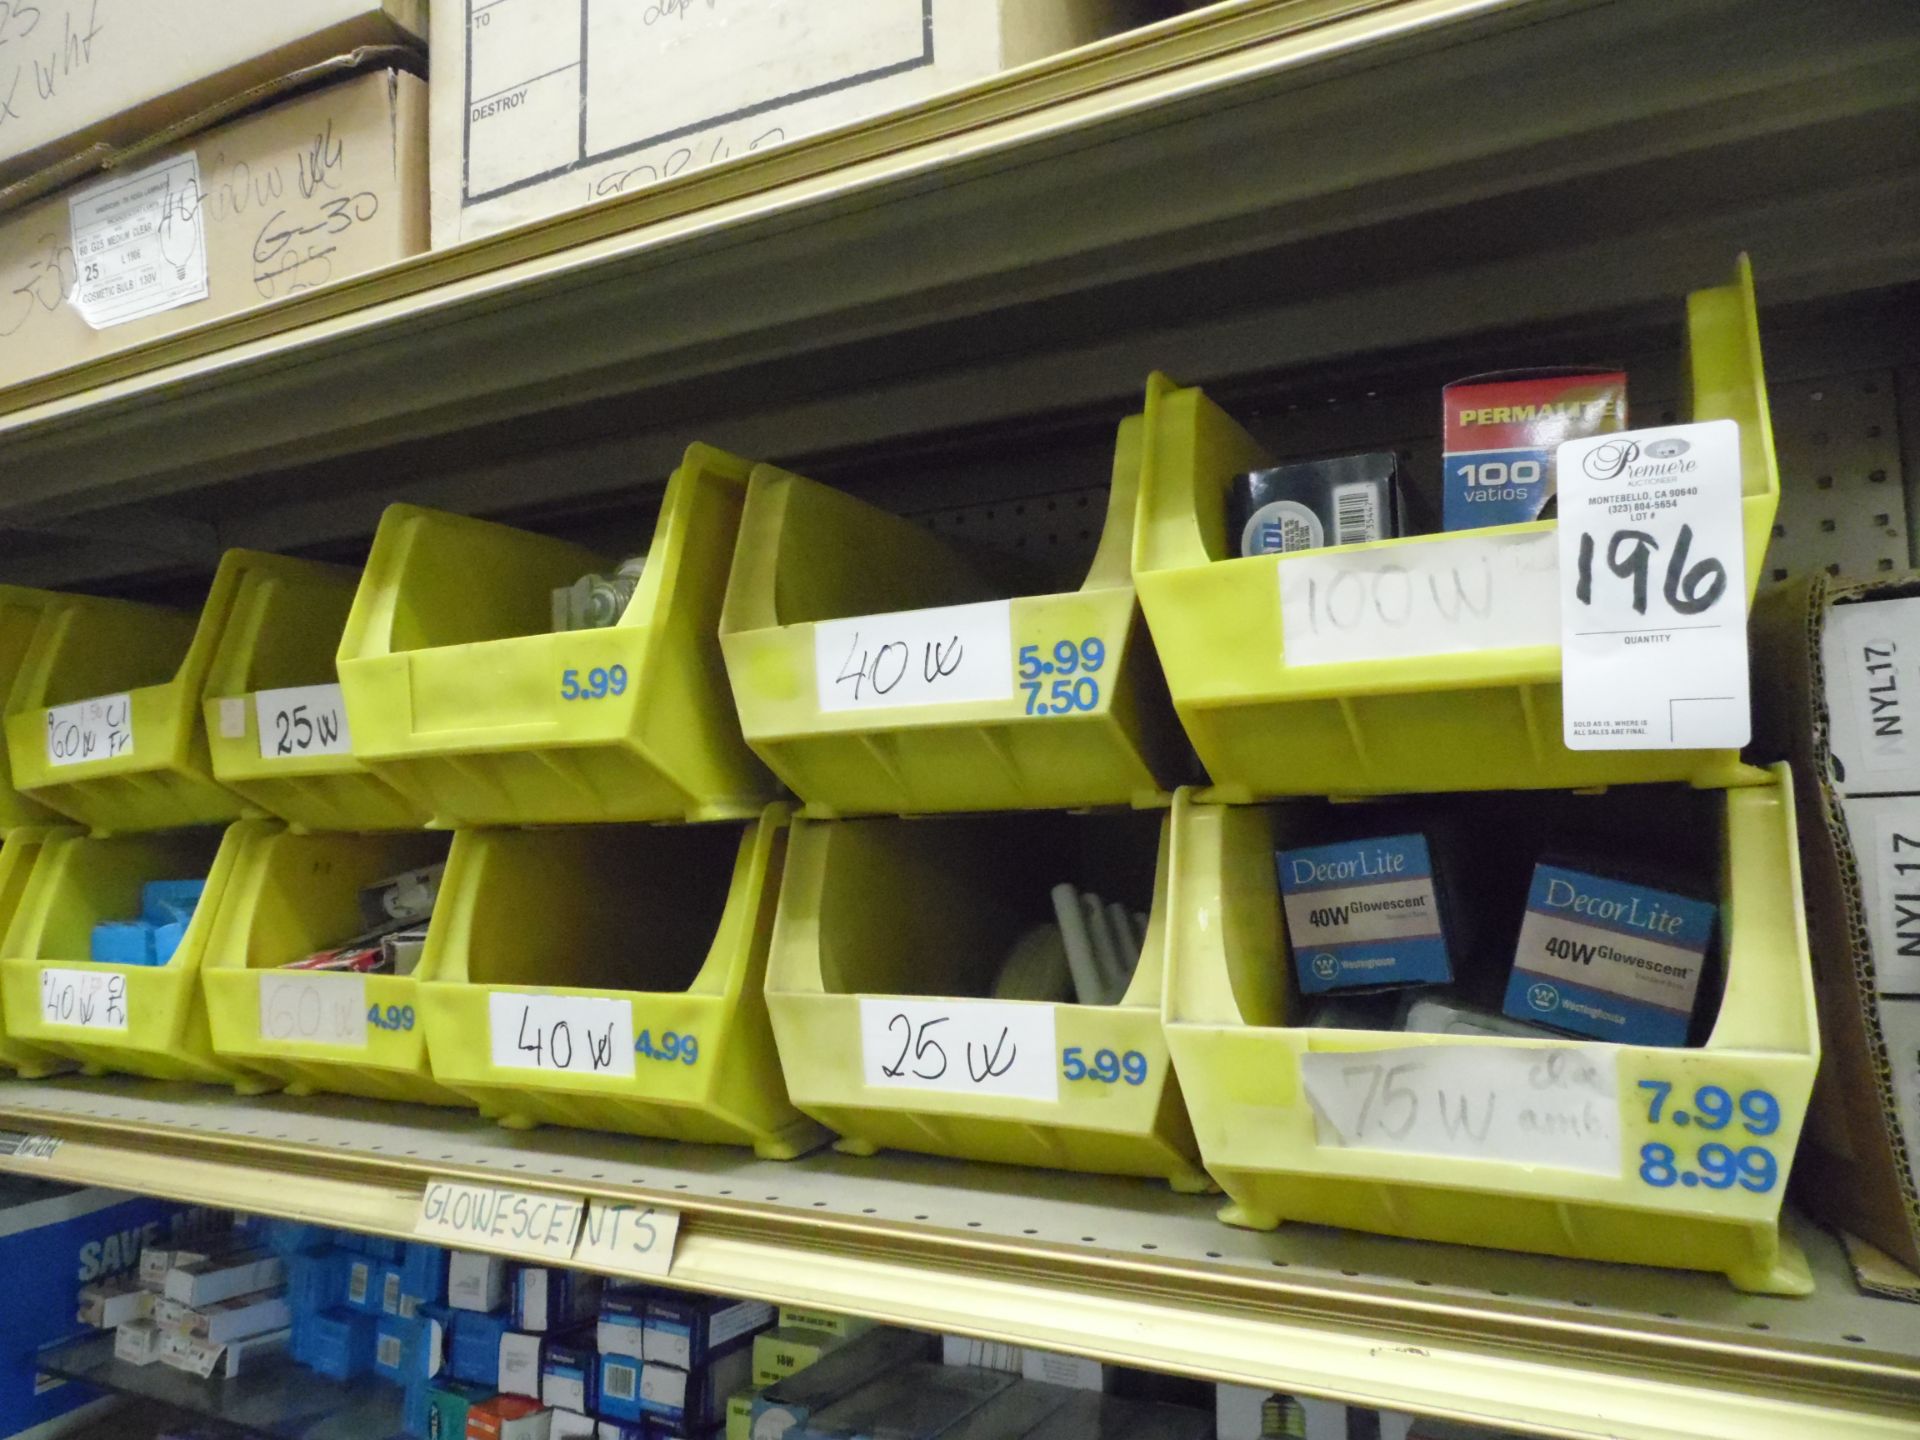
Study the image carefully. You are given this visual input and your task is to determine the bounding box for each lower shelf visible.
[0,1076,1914,1440]
[36,1331,401,1440]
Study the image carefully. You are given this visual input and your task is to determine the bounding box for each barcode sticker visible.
[377,1334,402,1368]
[1332,482,1381,546]
[348,1261,369,1305]
[604,1360,638,1401]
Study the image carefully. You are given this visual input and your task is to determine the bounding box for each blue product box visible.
[449,1307,512,1388]
[0,1182,200,1440]
[516,1265,600,1333]
[141,879,205,922]
[1504,864,1716,1047]
[343,1254,383,1313]
[307,1307,379,1381]
[643,1293,771,1369]
[597,1283,650,1360]
[542,1335,597,1413]
[377,1263,411,1317]
[600,1354,645,1423]
[288,1249,347,1316]
[151,919,188,965]
[258,1219,330,1257]
[404,1375,430,1437]
[399,1242,448,1304]
[361,1235,403,1263]
[596,1425,646,1440]
[90,920,155,966]
[1277,834,1453,994]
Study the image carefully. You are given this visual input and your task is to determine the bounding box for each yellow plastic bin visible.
[0,825,265,1087]
[0,827,78,1077]
[765,806,1208,1189]
[202,551,432,832]
[201,823,457,1103]
[720,417,1184,816]
[1161,768,1819,1293]
[338,446,778,826]
[5,578,248,833]
[1133,257,1780,797]
[417,807,826,1158]
[0,588,81,831]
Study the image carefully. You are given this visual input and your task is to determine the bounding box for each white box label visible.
[415,1178,584,1260]
[38,968,129,1031]
[859,998,1058,1102]
[258,973,369,1048]
[573,1201,680,1280]
[1557,420,1749,749]
[67,154,209,329]
[254,683,352,758]
[1823,595,1920,793]
[44,693,132,765]
[815,599,1014,712]
[1299,1043,1621,1176]
[489,992,636,1077]
[1278,530,1559,666]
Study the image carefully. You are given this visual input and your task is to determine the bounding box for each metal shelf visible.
[0,1076,1913,1440]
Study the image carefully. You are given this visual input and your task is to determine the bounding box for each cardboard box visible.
[159,1325,290,1379]
[776,1307,871,1340]
[1442,368,1627,528]
[550,1411,595,1440]
[114,1319,163,1366]
[0,66,427,392]
[1883,997,1920,1197]
[76,1273,150,1329]
[1839,795,1920,995]
[752,1325,839,1387]
[188,1290,292,1346]
[1229,454,1400,556]
[449,1307,513,1388]
[467,1393,551,1440]
[541,1337,597,1414]
[515,1266,599,1333]
[643,1293,771,1368]
[1278,834,1454,993]
[752,1327,934,1439]
[164,1248,283,1307]
[449,1250,510,1313]
[431,0,1139,247]
[427,1380,494,1440]
[499,1329,545,1399]
[596,1283,648,1360]
[1020,1347,1110,1392]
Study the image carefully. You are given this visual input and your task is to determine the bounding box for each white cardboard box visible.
[1822,595,1920,795]
[1882,997,1920,1192]
[162,1249,283,1307]
[0,1,424,192]
[448,1251,509,1312]
[431,0,1138,247]
[1840,795,1920,995]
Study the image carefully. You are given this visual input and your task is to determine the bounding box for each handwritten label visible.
[38,967,129,1031]
[254,683,352,759]
[489,993,636,1077]
[44,693,131,766]
[1299,1044,1621,1176]
[1558,421,1748,749]
[1278,531,1559,666]
[67,154,208,328]
[258,973,368,1047]
[573,1200,680,1279]
[415,1178,584,1259]
[859,998,1057,1102]
[815,600,1014,712]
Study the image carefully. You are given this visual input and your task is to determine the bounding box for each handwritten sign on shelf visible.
[39,968,129,1031]
[254,683,353,759]
[45,694,132,767]
[573,1200,681,1280]
[258,972,368,1047]
[414,1178,583,1261]
[859,998,1057,1102]
[815,600,1014,713]
[1278,531,1559,666]
[489,993,636,1078]
[1299,1043,1620,1176]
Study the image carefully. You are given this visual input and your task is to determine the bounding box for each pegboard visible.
[1753,372,1906,585]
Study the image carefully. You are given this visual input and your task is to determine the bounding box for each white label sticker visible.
[1300,1044,1621,1175]
[489,993,636,1077]
[1278,531,1559,666]
[1822,595,1920,792]
[815,600,1014,712]
[254,683,352,759]
[859,998,1058,1102]
[44,693,132,766]
[257,973,369,1048]
[573,1201,680,1280]
[1557,420,1749,750]
[38,968,129,1030]
[415,1178,584,1260]
[641,1361,688,1409]
[67,154,209,329]
[1853,799,1920,994]
[218,697,246,740]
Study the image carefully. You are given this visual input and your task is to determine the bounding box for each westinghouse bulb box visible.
[1277,834,1454,994]
[1442,369,1627,529]
[1502,863,1716,1046]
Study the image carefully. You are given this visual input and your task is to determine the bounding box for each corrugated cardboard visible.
[432,0,1146,247]
[0,67,427,392]
[1749,573,1920,1271]
[0,1,424,194]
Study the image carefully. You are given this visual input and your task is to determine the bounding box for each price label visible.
[859,998,1057,1102]
[489,993,635,1077]
[38,968,129,1031]
[414,1178,584,1260]
[1278,531,1559,666]
[573,1200,681,1279]
[815,600,1013,712]
[258,973,368,1047]
[1633,1078,1784,1194]
[1016,636,1108,716]
[44,694,132,766]
[1557,420,1748,749]
[1299,1044,1621,1175]
[255,683,352,758]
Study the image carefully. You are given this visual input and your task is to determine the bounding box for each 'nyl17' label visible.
[1823,595,1920,795]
